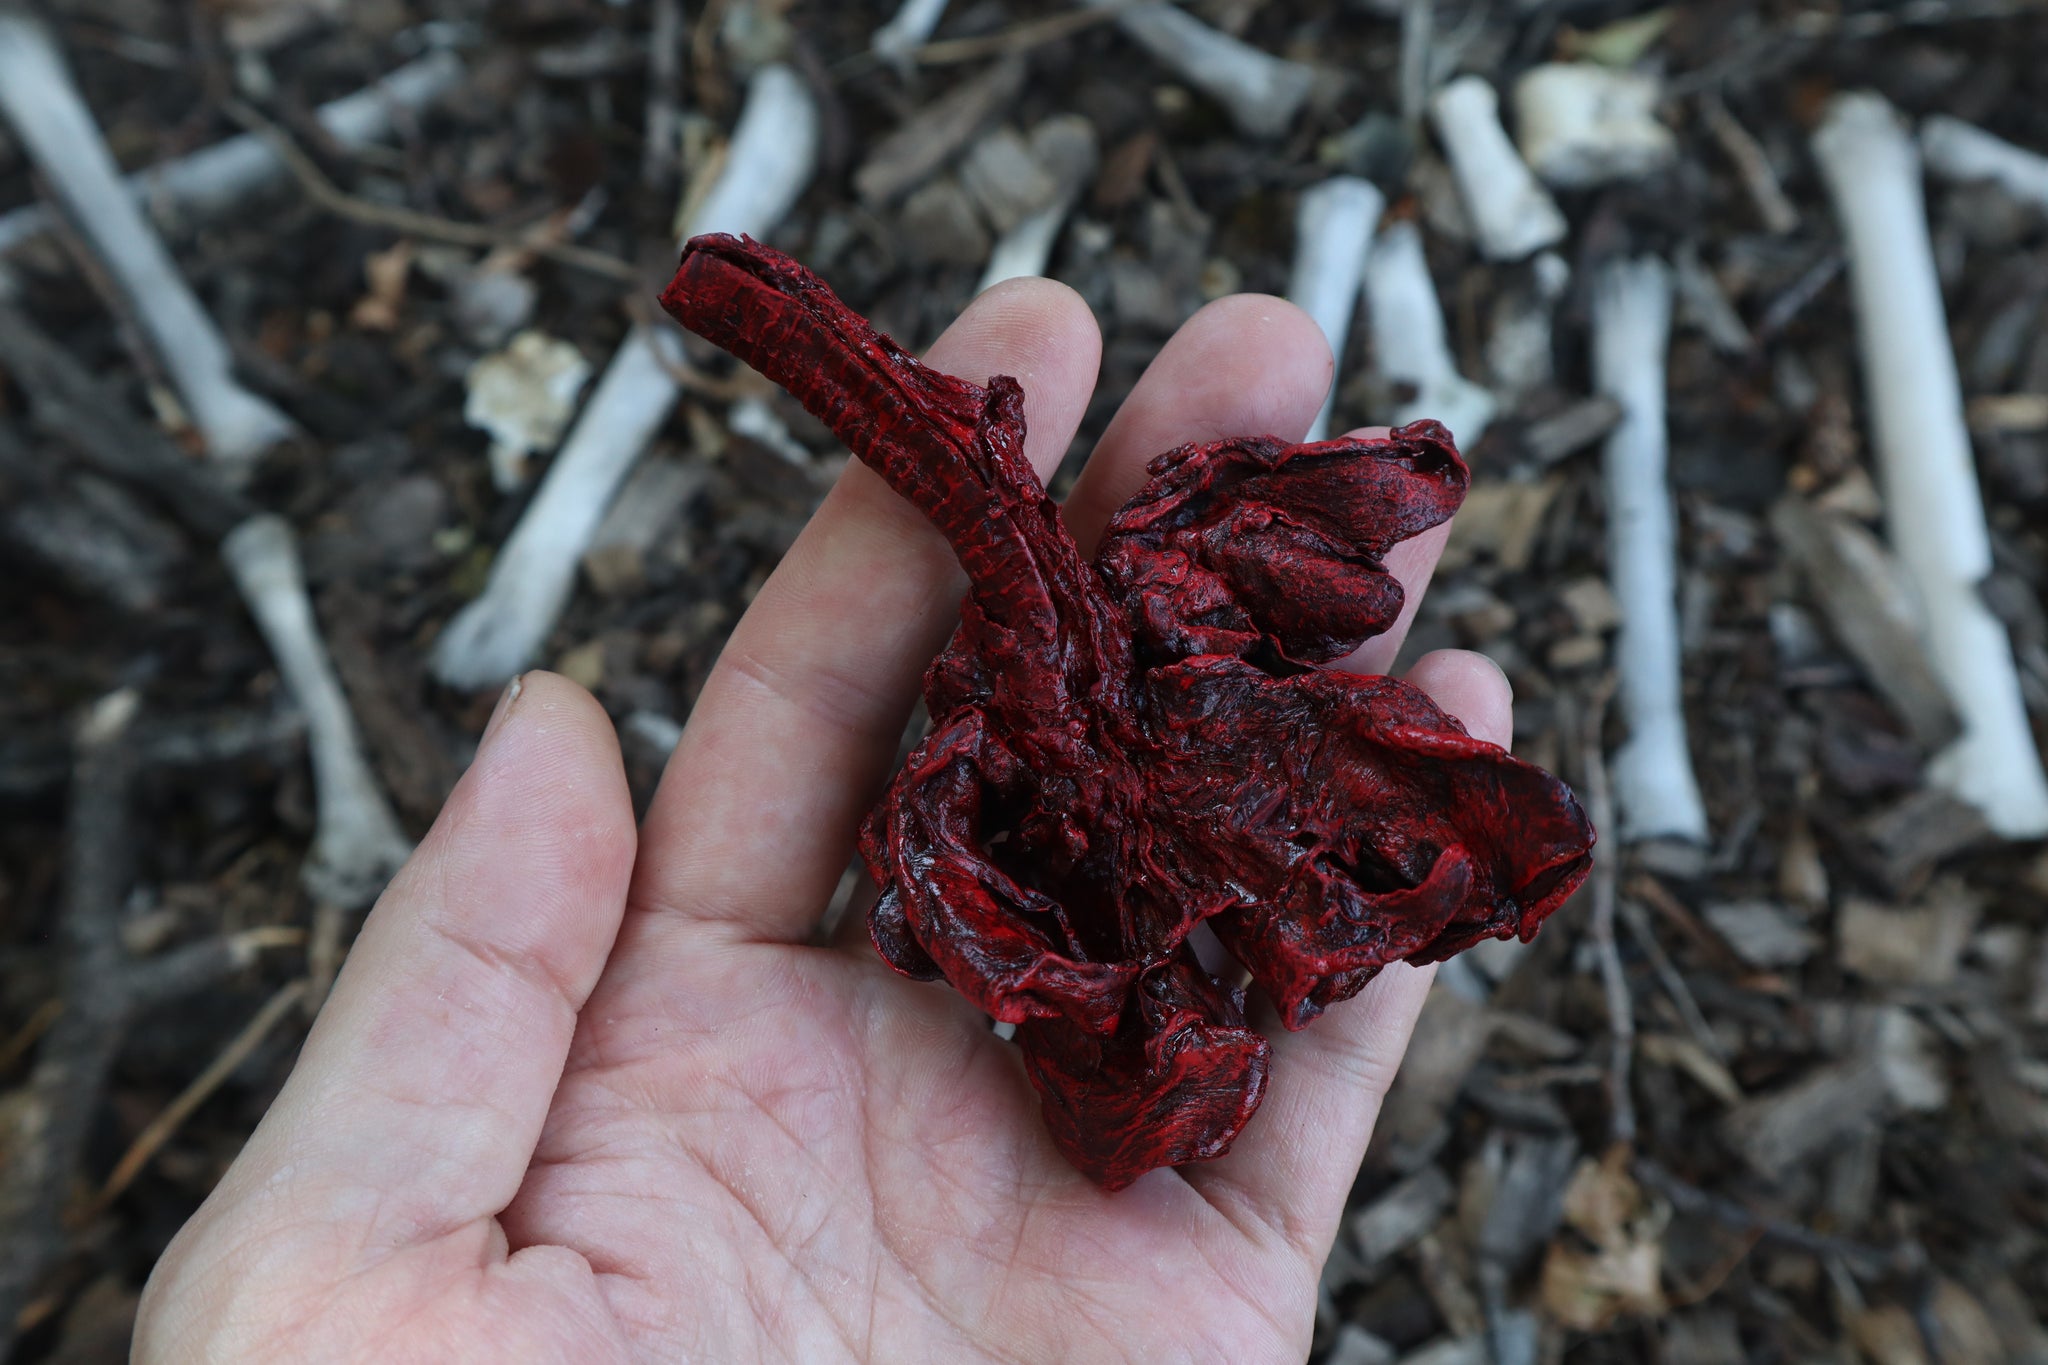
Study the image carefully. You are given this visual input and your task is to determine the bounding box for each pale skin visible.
[135,283,1513,1364]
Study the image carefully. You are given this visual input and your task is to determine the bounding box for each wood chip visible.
[1851,1304,1931,1365]
[1966,392,2048,433]
[1397,1337,1487,1365]
[853,57,1027,205]
[1521,395,1621,466]
[1931,1280,2016,1365]
[1351,1164,1455,1266]
[1769,497,1960,751]
[1836,887,1980,987]
[1661,1309,1746,1365]
[1473,1132,1578,1269]
[1704,899,1819,969]
[1325,1326,1397,1365]
[1557,576,1623,634]
[1539,1151,1667,1330]
[1724,1054,1890,1176]
[1639,1033,1743,1105]
[1370,984,1496,1166]
[584,456,707,596]
[958,125,1059,233]
[1411,1231,1486,1339]
[1441,478,1561,572]
[1859,788,1994,891]
[898,176,992,266]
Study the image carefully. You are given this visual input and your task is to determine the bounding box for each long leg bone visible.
[1429,75,1567,262]
[222,516,411,908]
[1594,256,1710,845]
[0,9,298,476]
[430,63,820,689]
[1920,113,2048,214]
[1364,219,1497,447]
[1813,93,2048,838]
[0,51,463,259]
[872,0,952,66]
[1082,0,1315,140]
[1285,176,1383,443]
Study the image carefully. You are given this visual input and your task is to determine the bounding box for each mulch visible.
[2,1,2046,1361]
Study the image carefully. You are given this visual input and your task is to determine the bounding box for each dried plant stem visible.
[0,695,294,1355]
[90,980,309,1214]
[1577,681,1636,1146]
[642,0,685,189]
[223,100,639,282]
[1697,92,1799,233]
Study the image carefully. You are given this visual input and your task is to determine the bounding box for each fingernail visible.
[481,673,525,747]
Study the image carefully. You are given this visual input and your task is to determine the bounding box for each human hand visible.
[136,281,1513,1363]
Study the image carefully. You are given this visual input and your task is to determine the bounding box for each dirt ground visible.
[3,1,2048,1361]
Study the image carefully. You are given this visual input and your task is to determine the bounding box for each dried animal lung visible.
[662,234,1594,1189]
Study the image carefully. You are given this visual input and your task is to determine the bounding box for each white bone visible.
[1920,113,2048,213]
[1428,75,1566,261]
[0,11,298,476]
[1084,0,1314,140]
[221,516,411,908]
[872,0,951,64]
[1512,63,1674,189]
[430,63,820,689]
[1364,219,1496,447]
[1484,250,1570,400]
[1594,256,1709,844]
[1285,177,1383,443]
[0,52,463,258]
[1814,93,2048,838]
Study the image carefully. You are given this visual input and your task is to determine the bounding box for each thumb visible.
[172,672,637,1256]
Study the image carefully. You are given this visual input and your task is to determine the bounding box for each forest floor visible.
[3,1,2047,1361]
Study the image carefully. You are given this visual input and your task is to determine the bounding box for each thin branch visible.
[894,0,1148,67]
[90,980,309,1215]
[0,692,140,1352]
[221,100,640,283]
[1633,1159,1912,1277]
[1578,678,1636,1145]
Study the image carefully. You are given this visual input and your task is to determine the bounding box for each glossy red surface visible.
[662,234,1595,1189]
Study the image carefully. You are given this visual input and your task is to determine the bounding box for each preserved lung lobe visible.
[662,234,1595,1189]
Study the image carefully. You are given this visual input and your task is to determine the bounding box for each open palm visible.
[137,282,1512,1363]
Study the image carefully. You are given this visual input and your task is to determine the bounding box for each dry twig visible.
[1577,680,1636,1146]
[90,980,309,1215]
[222,100,640,283]
[0,694,295,1354]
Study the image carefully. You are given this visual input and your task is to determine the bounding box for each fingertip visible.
[1330,519,1454,678]
[1066,293,1335,549]
[926,276,1102,478]
[1166,293,1335,437]
[462,671,635,858]
[1403,648,1514,749]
